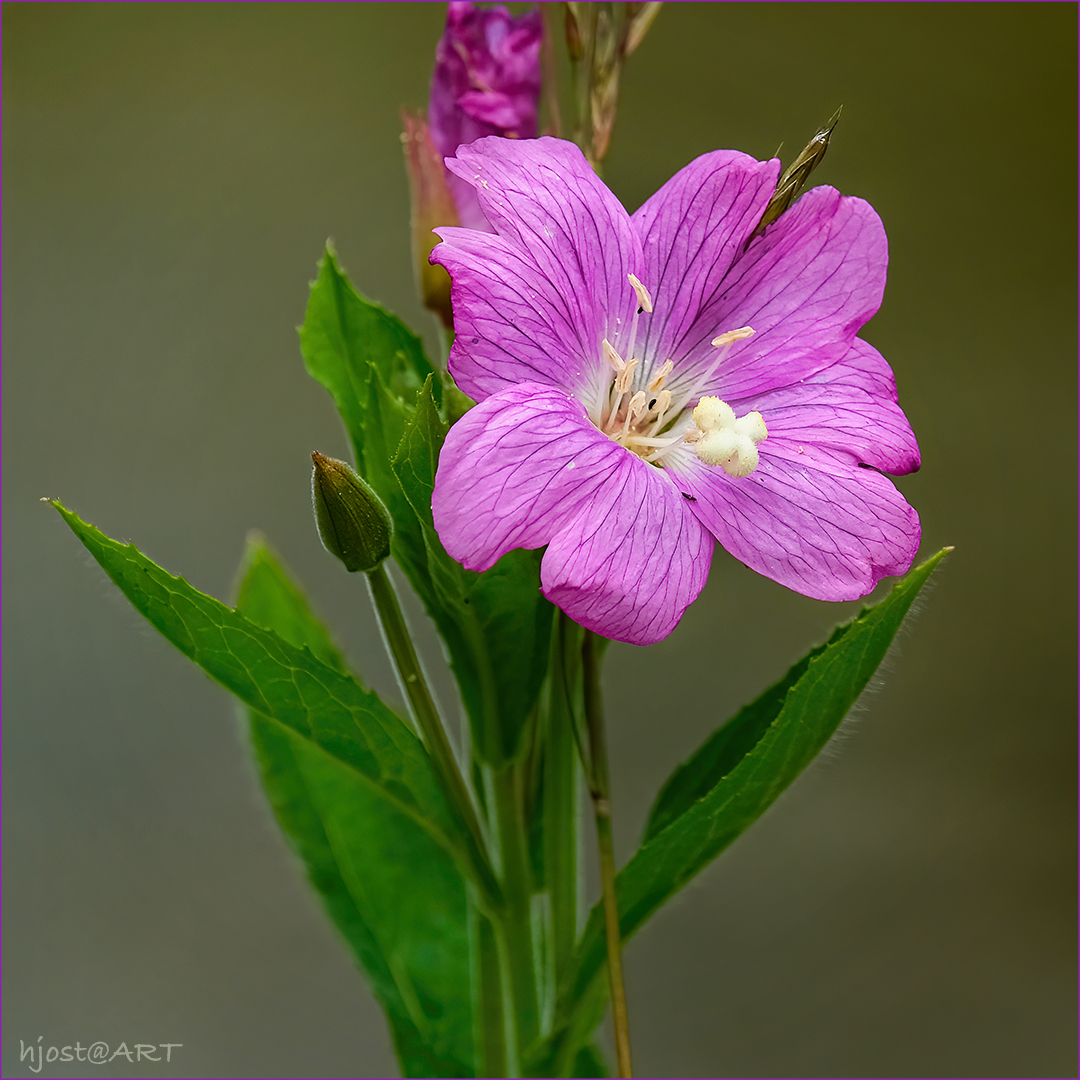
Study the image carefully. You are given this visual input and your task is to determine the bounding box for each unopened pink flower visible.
[428,1,543,230]
[431,137,921,646]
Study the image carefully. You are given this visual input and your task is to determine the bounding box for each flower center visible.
[591,277,766,477]
[596,339,675,453]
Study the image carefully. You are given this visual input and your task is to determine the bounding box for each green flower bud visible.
[310,452,393,573]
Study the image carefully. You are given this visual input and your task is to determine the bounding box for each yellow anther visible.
[711,326,755,348]
[627,273,654,313]
[602,338,625,370]
[647,360,674,392]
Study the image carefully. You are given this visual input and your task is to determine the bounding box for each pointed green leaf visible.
[236,539,472,1077]
[643,642,828,843]
[393,378,554,765]
[49,500,464,867]
[298,242,436,590]
[299,241,436,468]
[550,549,951,1058]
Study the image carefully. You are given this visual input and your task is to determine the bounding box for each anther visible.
[651,388,672,427]
[621,391,648,439]
[647,359,674,392]
[711,326,755,348]
[627,273,654,313]
[602,338,625,370]
[614,358,639,394]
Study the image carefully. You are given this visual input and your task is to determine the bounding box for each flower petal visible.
[432,383,634,569]
[739,338,921,475]
[437,137,643,393]
[668,441,920,602]
[630,150,779,373]
[672,186,890,403]
[541,454,713,646]
[432,382,712,645]
[433,226,605,400]
[429,2,542,155]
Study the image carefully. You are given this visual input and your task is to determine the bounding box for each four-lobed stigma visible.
[594,275,765,476]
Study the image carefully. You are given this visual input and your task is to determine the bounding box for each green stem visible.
[546,614,582,974]
[469,891,507,1079]
[540,3,563,138]
[366,563,500,909]
[583,630,633,1079]
[489,762,540,1072]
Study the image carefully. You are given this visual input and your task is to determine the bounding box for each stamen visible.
[647,360,673,393]
[592,319,763,473]
[622,279,650,375]
[649,388,672,432]
[620,391,647,440]
[627,434,680,448]
[669,326,756,418]
[711,326,755,348]
[627,273,654,313]
[614,358,639,395]
[602,338,625,371]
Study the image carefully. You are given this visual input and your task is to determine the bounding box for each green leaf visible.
[549,549,951,1062]
[643,642,827,842]
[298,242,436,590]
[572,1044,610,1079]
[235,538,472,1077]
[49,500,465,870]
[393,378,554,765]
[299,241,436,465]
[298,248,551,763]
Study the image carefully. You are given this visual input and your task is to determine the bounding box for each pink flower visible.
[431,137,921,646]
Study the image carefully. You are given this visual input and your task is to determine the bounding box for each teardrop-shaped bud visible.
[401,110,459,329]
[311,452,392,573]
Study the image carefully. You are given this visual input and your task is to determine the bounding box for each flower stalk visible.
[487,761,541,1073]
[366,563,501,910]
[583,630,633,1079]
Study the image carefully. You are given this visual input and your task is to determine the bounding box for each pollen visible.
[592,321,763,472]
[686,395,768,478]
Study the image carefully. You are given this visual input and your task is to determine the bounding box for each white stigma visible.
[685,395,768,478]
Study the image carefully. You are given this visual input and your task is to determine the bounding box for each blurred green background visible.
[4,3,1076,1077]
